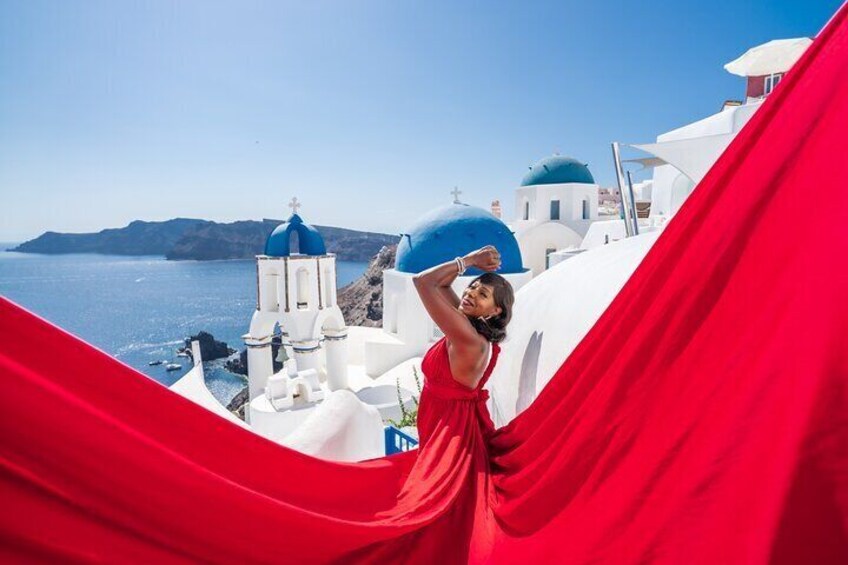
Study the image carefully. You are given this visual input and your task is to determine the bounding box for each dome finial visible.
[288,196,302,215]
[451,186,462,204]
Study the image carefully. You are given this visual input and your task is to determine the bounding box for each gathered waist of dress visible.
[422,381,489,403]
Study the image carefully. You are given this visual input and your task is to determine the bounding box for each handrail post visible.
[626,171,640,236]
[611,142,635,237]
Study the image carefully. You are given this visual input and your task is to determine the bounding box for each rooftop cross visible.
[451,186,462,204]
[288,196,301,214]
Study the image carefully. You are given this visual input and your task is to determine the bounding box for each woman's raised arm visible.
[412,246,501,347]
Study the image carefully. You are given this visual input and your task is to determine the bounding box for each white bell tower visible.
[242,198,349,411]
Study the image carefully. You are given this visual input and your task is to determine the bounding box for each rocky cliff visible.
[337,244,396,327]
[11,219,210,256]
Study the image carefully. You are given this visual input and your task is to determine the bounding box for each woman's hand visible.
[464,245,501,272]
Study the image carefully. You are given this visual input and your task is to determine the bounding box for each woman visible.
[341,246,516,563]
[412,245,514,446]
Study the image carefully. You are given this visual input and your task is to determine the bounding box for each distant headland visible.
[10,218,399,262]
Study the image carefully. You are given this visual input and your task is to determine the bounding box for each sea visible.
[0,243,367,406]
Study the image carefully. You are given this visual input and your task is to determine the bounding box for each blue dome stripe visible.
[395,204,524,274]
[265,214,327,257]
[521,155,594,186]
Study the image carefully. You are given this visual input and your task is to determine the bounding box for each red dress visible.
[407,337,502,562]
[342,336,503,563]
[417,336,500,447]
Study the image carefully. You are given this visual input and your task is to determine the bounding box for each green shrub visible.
[387,366,422,429]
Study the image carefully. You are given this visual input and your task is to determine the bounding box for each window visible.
[523,201,530,220]
[296,268,309,309]
[264,272,280,311]
[550,200,560,220]
[765,73,783,95]
[289,230,300,254]
[582,199,590,220]
[323,267,333,307]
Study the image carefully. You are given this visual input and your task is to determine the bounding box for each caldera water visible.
[0,245,367,405]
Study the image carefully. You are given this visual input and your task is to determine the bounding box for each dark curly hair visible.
[466,273,514,343]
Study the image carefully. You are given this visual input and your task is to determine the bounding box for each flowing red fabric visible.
[3,4,848,562]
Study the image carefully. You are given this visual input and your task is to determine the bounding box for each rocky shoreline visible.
[178,331,234,362]
[226,388,249,420]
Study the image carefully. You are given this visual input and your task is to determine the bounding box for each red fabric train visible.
[2,3,848,563]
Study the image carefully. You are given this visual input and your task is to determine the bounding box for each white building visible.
[633,37,812,222]
[511,155,600,275]
[578,37,812,253]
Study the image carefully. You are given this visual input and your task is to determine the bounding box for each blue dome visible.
[395,204,524,274]
[520,155,595,186]
[264,214,327,257]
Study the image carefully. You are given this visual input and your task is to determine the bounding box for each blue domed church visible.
[365,154,599,376]
[366,202,533,377]
[395,204,524,275]
[513,155,600,275]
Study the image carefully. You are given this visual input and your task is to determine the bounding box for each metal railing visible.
[611,142,639,237]
[384,426,419,455]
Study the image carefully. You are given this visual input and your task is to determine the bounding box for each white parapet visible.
[169,365,249,429]
[190,340,203,369]
[281,390,385,462]
[266,373,289,401]
[249,389,385,462]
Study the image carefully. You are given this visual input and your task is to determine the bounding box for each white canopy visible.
[622,156,667,170]
[631,133,735,184]
[724,37,812,77]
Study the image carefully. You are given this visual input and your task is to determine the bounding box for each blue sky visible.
[0,0,841,240]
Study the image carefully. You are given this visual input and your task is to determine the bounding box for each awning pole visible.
[611,142,635,237]
[626,171,640,236]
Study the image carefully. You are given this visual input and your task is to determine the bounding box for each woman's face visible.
[459,280,502,319]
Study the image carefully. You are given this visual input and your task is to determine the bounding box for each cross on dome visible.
[451,186,462,204]
[288,196,301,214]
